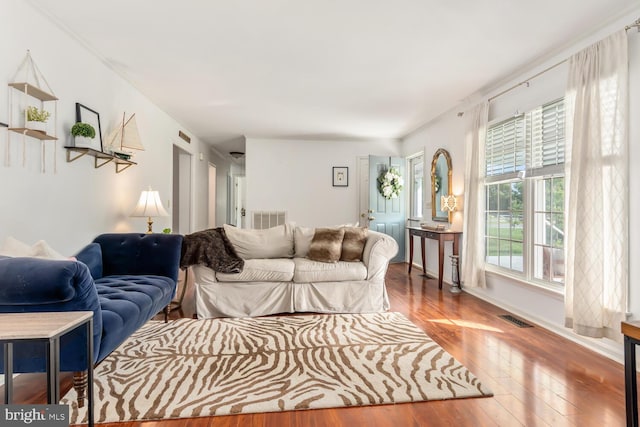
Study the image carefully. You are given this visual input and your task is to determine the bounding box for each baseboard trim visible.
[463,287,624,365]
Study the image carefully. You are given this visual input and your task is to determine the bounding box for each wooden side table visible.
[406,226,462,289]
[622,321,640,427]
[0,311,94,427]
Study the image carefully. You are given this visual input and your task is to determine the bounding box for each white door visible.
[359,156,406,262]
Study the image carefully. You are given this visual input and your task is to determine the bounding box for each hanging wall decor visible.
[7,50,58,173]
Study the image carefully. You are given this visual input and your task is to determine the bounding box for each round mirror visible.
[431,148,452,222]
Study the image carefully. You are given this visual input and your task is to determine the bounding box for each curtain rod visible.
[625,18,640,31]
[480,16,640,106]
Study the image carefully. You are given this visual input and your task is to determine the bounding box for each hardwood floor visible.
[4,263,629,426]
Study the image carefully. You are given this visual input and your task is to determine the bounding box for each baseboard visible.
[463,287,624,365]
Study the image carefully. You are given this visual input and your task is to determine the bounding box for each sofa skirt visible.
[193,266,390,318]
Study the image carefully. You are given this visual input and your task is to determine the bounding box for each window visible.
[408,154,424,218]
[485,99,565,287]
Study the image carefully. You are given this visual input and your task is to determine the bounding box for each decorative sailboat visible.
[104,113,144,159]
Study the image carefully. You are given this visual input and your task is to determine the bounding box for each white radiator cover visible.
[252,211,287,229]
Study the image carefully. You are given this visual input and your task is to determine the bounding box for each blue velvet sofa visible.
[0,233,183,404]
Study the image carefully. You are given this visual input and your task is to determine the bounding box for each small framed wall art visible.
[332,166,348,187]
[74,103,103,151]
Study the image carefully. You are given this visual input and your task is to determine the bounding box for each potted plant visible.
[71,122,96,148]
[25,106,51,133]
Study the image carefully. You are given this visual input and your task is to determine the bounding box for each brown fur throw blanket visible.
[180,227,244,273]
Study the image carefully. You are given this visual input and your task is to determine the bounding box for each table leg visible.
[624,336,638,427]
[87,319,94,427]
[437,238,445,289]
[3,342,12,404]
[408,234,414,274]
[420,237,426,275]
[46,337,60,404]
[453,234,460,256]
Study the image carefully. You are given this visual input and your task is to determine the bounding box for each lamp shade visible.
[441,194,457,212]
[131,188,169,218]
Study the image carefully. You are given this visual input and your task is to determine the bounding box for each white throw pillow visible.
[223,223,294,259]
[0,236,32,257]
[294,226,315,258]
[0,237,67,260]
[31,240,68,260]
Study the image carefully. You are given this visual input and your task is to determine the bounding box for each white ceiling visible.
[30,0,638,153]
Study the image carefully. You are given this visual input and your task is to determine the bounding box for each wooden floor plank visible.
[1,263,630,426]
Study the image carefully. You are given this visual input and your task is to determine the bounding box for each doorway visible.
[208,163,216,228]
[358,156,406,262]
[172,145,192,234]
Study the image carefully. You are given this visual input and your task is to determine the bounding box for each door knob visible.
[368,216,375,221]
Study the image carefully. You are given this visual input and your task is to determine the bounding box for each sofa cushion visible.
[340,227,368,262]
[294,226,315,258]
[308,228,345,263]
[293,258,367,283]
[223,224,294,259]
[216,258,295,282]
[95,275,175,361]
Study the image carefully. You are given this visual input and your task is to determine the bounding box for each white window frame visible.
[407,152,425,220]
[484,98,565,292]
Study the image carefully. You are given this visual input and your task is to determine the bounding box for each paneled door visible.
[368,156,405,262]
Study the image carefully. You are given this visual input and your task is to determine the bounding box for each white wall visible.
[0,1,210,254]
[400,7,640,360]
[246,138,400,228]
[402,111,467,282]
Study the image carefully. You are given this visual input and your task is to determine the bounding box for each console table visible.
[622,320,640,427]
[0,311,94,427]
[407,226,462,289]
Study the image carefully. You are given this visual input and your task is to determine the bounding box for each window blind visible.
[485,116,526,177]
[486,98,565,179]
[529,99,565,176]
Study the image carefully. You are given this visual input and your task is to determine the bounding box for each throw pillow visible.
[0,236,32,257]
[294,226,315,258]
[340,227,368,262]
[223,223,294,259]
[0,238,69,260]
[308,228,345,263]
[31,240,67,260]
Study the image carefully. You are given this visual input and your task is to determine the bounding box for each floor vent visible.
[499,314,533,328]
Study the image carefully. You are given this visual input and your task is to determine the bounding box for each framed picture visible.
[332,166,348,187]
[74,103,103,151]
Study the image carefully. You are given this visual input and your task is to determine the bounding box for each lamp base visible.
[449,284,462,294]
[146,217,153,234]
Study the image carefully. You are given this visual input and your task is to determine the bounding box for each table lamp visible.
[131,186,169,233]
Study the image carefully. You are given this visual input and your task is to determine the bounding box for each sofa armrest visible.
[0,257,103,371]
[362,230,399,282]
[93,233,184,282]
[75,242,103,279]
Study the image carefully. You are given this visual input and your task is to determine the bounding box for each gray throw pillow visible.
[340,227,368,262]
[308,228,345,263]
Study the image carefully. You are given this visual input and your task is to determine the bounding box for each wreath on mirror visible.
[378,167,404,200]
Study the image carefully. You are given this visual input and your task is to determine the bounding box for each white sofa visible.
[193,224,399,318]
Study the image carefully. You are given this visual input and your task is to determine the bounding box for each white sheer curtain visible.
[564,30,628,340]
[461,102,488,289]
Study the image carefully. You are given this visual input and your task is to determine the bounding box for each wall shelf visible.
[8,128,58,140]
[64,146,137,173]
[8,82,58,102]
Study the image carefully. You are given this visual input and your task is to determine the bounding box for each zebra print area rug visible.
[61,312,492,424]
